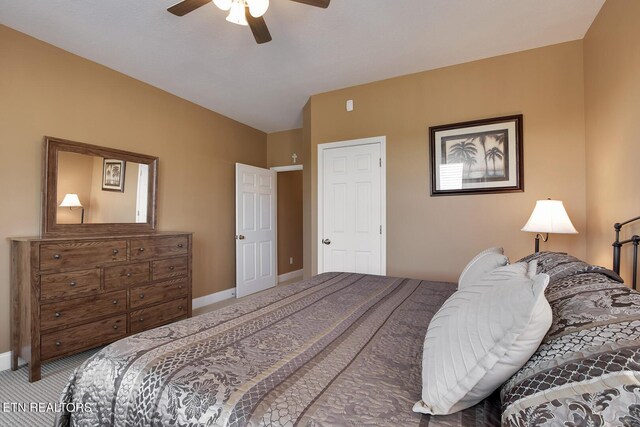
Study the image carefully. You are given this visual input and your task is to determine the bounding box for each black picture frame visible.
[429,114,524,196]
[102,158,126,192]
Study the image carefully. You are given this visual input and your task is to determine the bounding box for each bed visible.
[56,252,640,426]
[501,251,640,426]
[55,272,500,426]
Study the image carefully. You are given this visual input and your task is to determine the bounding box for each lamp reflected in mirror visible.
[59,193,85,224]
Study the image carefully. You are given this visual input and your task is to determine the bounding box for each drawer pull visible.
[55,341,61,347]
[126,273,132,278]
[112,249,119,255]
[69,281,77,287]
[139,293,145,299]
[178,285,183,289]
[113,324,119,330]
[178,305,183,310]
[53,254,61,260]
[169,266,175,271]
[177,243,184,248]
[54,312,61,318]
[139,317,144,322]
[112,300,118,305]
[138,247,145,252]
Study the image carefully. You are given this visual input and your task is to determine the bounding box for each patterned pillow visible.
[517,251,623,284]
[500,252,640,427]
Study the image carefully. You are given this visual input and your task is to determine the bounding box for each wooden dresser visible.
[10,232,192,382]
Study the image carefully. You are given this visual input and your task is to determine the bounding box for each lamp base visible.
[534,233,549,253]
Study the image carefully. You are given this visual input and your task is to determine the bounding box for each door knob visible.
[236,235,245,240]
[322,239,331,245]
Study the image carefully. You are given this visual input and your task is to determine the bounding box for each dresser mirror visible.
[42,136,158,237]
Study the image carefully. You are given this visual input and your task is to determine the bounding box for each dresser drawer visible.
[41,315,126,360]
[130,278,189,310]
[152,257,188,281]
[130,297,188,334]
[129,236,188,261]
[40,268,100,301]
[40,290,127,331]
[104,262,150,290]
[40,240,127,270]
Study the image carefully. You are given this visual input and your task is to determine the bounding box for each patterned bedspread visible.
[56,272,500,427]
[501,252,640,426]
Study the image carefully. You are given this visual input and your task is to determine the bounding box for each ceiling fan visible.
[167,0,331,44]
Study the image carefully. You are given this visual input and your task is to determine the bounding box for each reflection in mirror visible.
[56,151,149,224]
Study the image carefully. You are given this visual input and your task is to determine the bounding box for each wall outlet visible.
[289,257,294,265]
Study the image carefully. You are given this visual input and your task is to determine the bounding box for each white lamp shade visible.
[247,0,269,17]
[59,193,83,208]
[226,0,248,25]
[521,200,577,234]
[213,0,232,11]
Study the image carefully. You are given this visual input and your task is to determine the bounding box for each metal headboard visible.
[613,216,640,290]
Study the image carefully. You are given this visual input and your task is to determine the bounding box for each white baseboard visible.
[192,288,236,310]
[0,351,25,372]
[278,269,303,283]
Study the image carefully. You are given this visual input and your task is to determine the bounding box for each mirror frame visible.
[42,136,159,237]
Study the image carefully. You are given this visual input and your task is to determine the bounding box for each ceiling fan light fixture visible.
[226,0,248,25]
[213,0,232,11]
[247,0,269,18]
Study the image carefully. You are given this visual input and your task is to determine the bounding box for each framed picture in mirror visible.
[102,159,126,192]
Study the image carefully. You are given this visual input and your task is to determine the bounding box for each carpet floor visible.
[0,348,100,427]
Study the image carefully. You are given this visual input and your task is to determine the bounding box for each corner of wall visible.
[302,100,313,279]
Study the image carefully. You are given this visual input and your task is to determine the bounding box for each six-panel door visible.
[321,143,383,275]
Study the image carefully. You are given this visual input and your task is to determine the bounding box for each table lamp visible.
[521,199,577,253]
[60,193,84,224]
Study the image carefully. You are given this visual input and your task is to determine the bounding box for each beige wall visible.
[267,129,303,167]
[584,0,640,283]
[3,7,629,355]
[0,25,266,353]
[88,158,139,223]
[56,151,94,224]
[306,41,588,281]
[277,171,303,275]
[56,152,142,224]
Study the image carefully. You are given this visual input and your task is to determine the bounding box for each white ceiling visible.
[0,0,604,132]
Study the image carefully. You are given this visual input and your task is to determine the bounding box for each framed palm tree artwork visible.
[429,115,523,196]
[102,159,126,192]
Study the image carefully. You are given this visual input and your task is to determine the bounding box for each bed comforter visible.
[501,252,640,426]
[56,272,500,427]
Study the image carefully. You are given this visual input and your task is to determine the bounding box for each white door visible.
[320,141,384,275]
[235,163,277,298]
[135,164,149,223]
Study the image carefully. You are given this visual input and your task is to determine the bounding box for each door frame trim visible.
[317,136,387,275]
[270,164,303,278]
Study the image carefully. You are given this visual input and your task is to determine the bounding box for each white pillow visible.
[458,247,509,288]
[413,261,551,415]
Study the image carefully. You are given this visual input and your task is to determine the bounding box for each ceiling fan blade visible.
[167,0,211,16]
[289,0,330,8]
[246,8,272,44]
